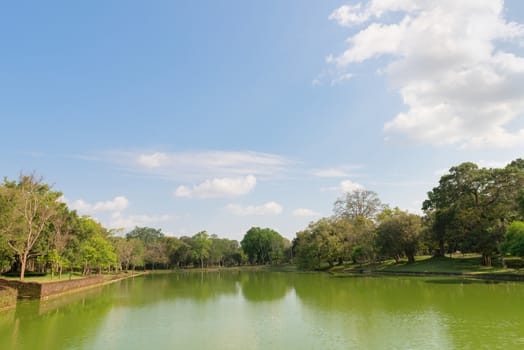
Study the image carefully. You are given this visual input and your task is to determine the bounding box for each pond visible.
[1,271,524,349]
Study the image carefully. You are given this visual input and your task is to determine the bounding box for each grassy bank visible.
[334,254,524,276]
[0,270,146,284]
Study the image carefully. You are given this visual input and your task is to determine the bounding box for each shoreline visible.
[336,269,524,282]
[0,271,147,305]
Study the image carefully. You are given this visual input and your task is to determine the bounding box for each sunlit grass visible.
[341,254,524,275]
[1,272,86,283]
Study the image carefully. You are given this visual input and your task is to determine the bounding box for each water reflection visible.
[1,272,524,350]
[240,272,292,302]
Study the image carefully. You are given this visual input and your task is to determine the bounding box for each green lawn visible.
[340,254,524,275]
[1,271,144,283]
[1,272,87,283]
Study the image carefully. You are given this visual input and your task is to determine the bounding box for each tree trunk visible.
[437,239,445,257]
[20,252,28,281]
[407,254,415,264]
[482,254,492,267]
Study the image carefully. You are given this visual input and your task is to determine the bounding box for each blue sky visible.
[1,0,524,240]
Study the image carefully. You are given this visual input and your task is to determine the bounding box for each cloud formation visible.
[97,150,291,181]
[292,208,321,217]
[322,179,364,193]
[312,165,363,178]
[108,212,174,230]
[329,0,524,148]
[175,175,257,199]
[68,196,129,215]
[226,201,283,216]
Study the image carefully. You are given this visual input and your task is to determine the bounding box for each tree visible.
[47,204,76,279]
[376,211,422,263]
[192,231,211,268]
[114,237,134,271]
[501,221,524,257]
[0,175,60,280]
[241,227,285,265]
[126,227,168,269]
[334,189,384,221]
[79,233,117,274]
[423,161,524,265]
[126,226,164,244]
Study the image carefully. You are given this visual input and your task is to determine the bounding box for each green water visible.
[1,272,524,350]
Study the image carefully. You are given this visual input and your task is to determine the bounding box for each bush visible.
[504,257,524,269]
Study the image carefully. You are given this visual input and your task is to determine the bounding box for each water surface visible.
[1,271,523,349]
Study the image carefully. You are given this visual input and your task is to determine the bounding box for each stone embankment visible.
[0,285,17,310]
[0,272,144,303]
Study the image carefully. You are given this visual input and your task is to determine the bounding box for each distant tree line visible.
[293,159,524,269]
[0,174,291,280]
[1,158,523,279]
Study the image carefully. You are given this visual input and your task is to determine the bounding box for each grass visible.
[1,272,87,283]
[1,271,145,284]
[339,254,524,276]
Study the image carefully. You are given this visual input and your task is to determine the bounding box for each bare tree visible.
[333,189,384,221]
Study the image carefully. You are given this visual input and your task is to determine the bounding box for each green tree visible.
[192,231,211,268]
[423,161,524,265]
[241,227,285,265]
[126,226,164,244]
[376,211,422,263]
[0,174,60,280]
[501,221,524,257]
[47,204,77,279]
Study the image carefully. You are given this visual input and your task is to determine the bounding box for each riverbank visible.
[332,255,524,281]
[0,271,146,303]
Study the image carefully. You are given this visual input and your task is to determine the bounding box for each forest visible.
[1,158,523,280]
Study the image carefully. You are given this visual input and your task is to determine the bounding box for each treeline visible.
[293,159,524,269]
[0,174,291,280]
[1,158,523,279]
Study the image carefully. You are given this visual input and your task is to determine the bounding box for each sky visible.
[1,0,524,241]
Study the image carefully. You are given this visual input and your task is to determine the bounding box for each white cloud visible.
[292,208,321,217]
[340,179,365,193]
[108,212,174,231]
[312,165,363,178]
[329,0,524,148]
[175,175,256,199]
[321,179,365,193]
[63,195,174,232]
[226,201,283,216]
[68,196,129,215]
[331,72,353,86]
[96,150,290,181]
[137,152,169,168]
[314,169,350,177]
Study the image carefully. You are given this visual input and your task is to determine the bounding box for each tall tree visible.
[241,227,285,265]
[376,211,422,263]
[334,189,384,221]
[0,175,60,280]
[423,161,524,265]
[192,231,211,268]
